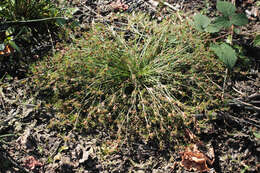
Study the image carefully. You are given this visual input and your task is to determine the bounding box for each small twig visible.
[248,93,260,100]
[206,75,223,90]
[0,91,6,112]
[232,87,246,97]
[220,112,260,128]
[49,140,62,159]
[0,134,16,144]
[162,1,183,22]
[1,17,67,25]
[0,134,16,138]
[0,72,7,83]
[232,98,260,112]
[206,75,260,112]
[79,1,102,18]
[163,2,179,11]
[45,24,55,56]
[163,1,183,22]
[250,100,260,104]
[147,0,183,21]
[222,68,228,98]
[244,117,260,126]
[205,32,230,43]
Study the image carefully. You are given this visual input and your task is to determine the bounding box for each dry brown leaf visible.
[110,0,129,11]
[0,44,14,56]
[185,128,197,141]
[180,144,214,172]
[24,156,43,170]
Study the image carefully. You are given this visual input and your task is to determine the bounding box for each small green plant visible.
[0,28,21,57]
[0,0,75,56]
[0,0,60,21]
[194,0,248,33]
[193,0,249,70]
[31,13,225,148]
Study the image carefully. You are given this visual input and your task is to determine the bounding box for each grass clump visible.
[30,13,225,147]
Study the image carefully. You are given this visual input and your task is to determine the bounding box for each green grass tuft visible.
[30,13,226,147]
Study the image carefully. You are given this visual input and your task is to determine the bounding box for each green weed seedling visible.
[193,0,249,70]
[0,0,77,58]
[0,0,58,52]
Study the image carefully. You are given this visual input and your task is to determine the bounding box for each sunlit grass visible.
[30,13,226,147]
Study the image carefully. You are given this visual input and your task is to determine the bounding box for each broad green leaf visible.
[0,44,5,51]
[9,41,21,53]
[214,16,232,29]
[230,13,248,26]
[254,35,260,47]
[253,132,260,139]
[205,24,222,33]
[216,0,236,17]
[193,14,211,31]
[210,43,237,69]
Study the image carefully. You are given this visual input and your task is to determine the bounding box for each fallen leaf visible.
[24,156,43,170]
[180,144,214,172]
[0,44,14,56]
[110,0,129,11]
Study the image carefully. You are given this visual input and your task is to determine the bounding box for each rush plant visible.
[31,13,225,147]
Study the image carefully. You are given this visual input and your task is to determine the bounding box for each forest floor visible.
[0,0,260,172]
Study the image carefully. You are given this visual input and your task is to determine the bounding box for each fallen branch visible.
[163,2,179,11]
[231,98,260,112]
[219,111,260,128]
